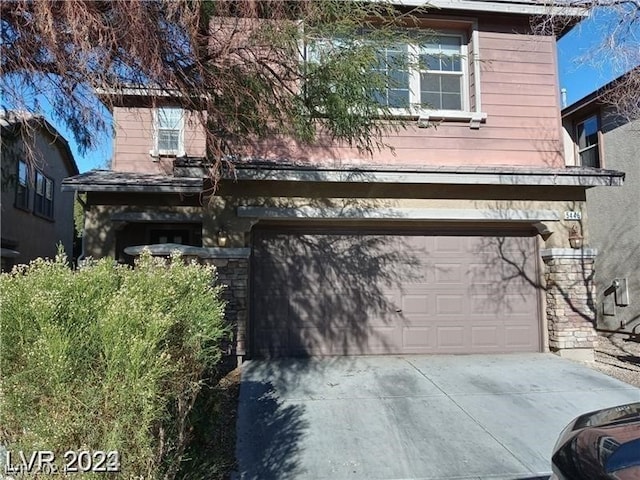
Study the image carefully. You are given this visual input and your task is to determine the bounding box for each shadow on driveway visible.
[235,379,308,480]
[234,354,639,480]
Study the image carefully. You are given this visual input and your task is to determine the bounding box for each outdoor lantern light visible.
[568,225,583,249]
[217,229,228,247]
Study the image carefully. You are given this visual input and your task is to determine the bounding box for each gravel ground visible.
[582,335,640,388]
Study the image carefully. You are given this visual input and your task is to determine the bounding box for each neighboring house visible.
[562,75,640,337]
[1,111,79,271]
[63,1,625,362]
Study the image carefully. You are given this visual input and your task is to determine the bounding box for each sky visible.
[41,8,638,173]
[557,7,639,107]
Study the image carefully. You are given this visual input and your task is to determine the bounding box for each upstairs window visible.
[576,115,600,168]
[373,44,410,108]
[34,171,54,218]
[304,25,484,127]
[155,107,184,155]
[373,33,467,112]
[419,35,464,111]
[15,160,29,210]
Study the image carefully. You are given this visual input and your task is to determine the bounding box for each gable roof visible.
[0,111,79,176]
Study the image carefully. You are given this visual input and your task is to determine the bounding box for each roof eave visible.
[387,0,587,17]
[224,165,624,187]
[61,184,203,194]
[61,171,203,194]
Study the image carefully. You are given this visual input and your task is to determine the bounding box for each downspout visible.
[75,191,88,264]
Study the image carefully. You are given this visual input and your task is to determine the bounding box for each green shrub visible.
[0,251,227,479]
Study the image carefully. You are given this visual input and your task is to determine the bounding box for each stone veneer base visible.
[554,347,595,362]
[542,248,598,358]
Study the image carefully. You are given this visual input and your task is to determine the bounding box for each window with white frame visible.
[34,171,54,218]
[373,43,411,108]
[304,27,484,127]
[419,35,464,110]
[373,33,467,112]
[576,115,600,168]
[155,107,184,155]
[15,160,29,210]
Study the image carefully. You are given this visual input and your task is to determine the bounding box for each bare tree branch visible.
[534,1,640,119]
[1,0,430,182]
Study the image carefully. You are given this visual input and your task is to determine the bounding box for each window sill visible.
[149,150,185,160]
[383,109,487,129]
[417,110,487,129]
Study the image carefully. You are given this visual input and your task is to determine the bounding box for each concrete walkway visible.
[235,354,640,480]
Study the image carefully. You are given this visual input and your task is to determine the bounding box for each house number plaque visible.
[564,211,582,220]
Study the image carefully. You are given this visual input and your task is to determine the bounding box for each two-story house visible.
[1,111,79,271]
[562,72,640,337]
[63,1,624,362]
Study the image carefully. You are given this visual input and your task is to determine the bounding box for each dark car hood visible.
[552,402,640,480]
[571,403,640,430]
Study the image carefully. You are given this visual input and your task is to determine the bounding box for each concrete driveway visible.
[235,354,640,480]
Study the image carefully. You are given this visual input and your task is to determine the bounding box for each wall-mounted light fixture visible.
[568,225,583,249]
[217,229,228,247]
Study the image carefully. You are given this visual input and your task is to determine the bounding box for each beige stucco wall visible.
[83,205,203,259]
[561,117,577,167]
[82,184,594,358]
[82,191,588,258]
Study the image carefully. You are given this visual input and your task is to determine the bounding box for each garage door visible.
[251,228,540,357]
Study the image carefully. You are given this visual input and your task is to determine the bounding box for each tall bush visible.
[0,251,227,479]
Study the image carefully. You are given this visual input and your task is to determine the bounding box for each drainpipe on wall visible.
[76,192,87,265]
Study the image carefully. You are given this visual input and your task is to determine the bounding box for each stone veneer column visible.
[541,248,598,361]
[202,249,250,365]
[122,244,251,365]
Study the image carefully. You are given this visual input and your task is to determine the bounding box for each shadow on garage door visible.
[250,226,541,357]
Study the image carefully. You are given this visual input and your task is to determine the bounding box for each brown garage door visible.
[251,228,541,357]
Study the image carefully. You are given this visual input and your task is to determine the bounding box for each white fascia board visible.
[230,168,623,187]
[237,206,560,221]
[381,0,587,16]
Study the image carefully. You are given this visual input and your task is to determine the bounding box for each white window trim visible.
[414,32,468,110]
[302,20,487,128]
[471,26,482,113]
[376,27,486,128]
[150,107,185,159]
